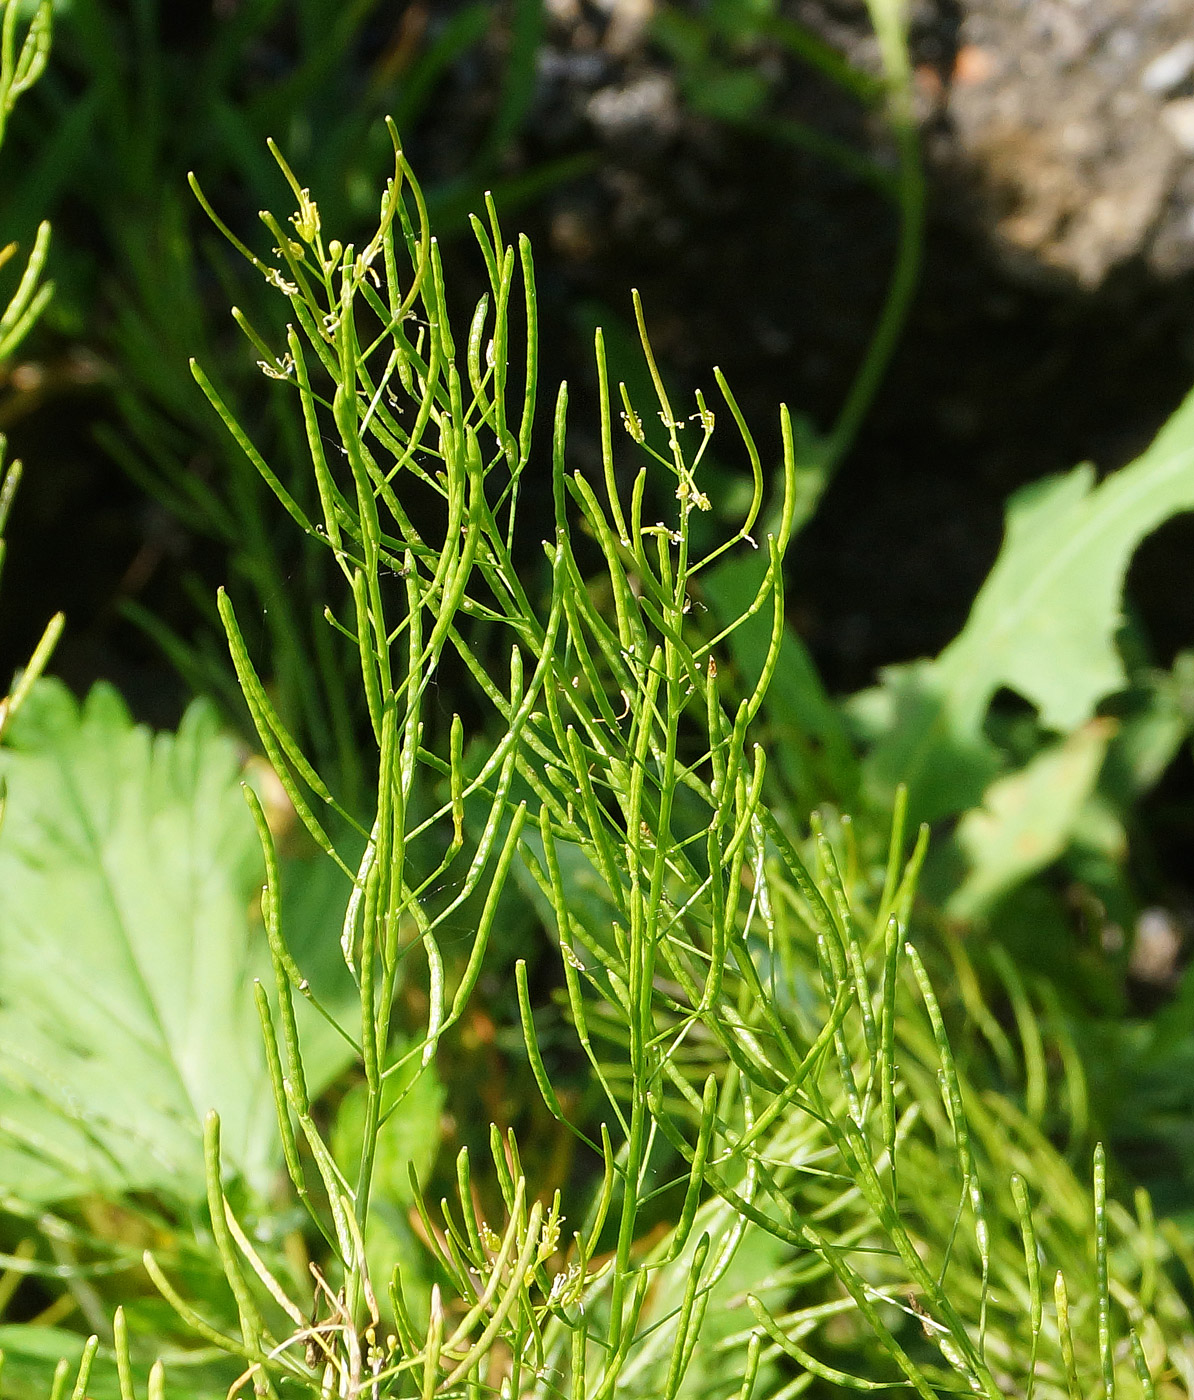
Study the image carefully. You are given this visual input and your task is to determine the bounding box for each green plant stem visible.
[805,8,923,523]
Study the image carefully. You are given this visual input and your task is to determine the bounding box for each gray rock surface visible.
[934,0,1194,284]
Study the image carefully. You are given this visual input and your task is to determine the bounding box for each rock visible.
[1141,38,1194,95]
[938,0,1194,284]
[1162,96,1194,153]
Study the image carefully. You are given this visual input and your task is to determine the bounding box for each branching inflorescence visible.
[110,128,1191,1400]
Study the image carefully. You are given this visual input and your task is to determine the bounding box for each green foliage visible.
[946,718,1115,921]
[36,131,1170,1399]
[0,0,59,734]
[0,680,272,1203]
[856,388,1194,825]
[0,0,49,152]
[4,4,1194,1398]
[0,678,407,1395]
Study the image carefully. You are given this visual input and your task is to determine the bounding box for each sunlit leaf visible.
[0,681,272,1203]
[947,719,1115,920]
[859,385,1194,822]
